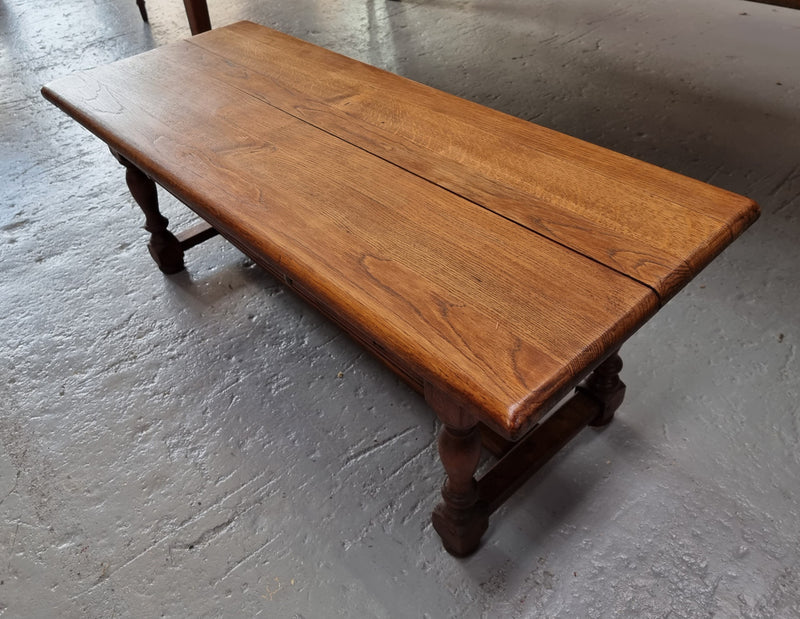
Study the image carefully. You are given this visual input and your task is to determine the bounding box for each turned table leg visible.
[578,349,626,427]
[426,384,488,557]
[113,152,185,274]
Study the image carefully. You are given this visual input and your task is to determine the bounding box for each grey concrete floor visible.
[1,0,798,616]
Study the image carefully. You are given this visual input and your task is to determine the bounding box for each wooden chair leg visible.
[426,384,488,557]
[578,350,626,427]
[136,0,148,22]
[183,0,212,35]
[112,151,185,274]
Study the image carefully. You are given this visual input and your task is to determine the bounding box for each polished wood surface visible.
[41,22,758,442]
[42,21,760,555]
[186,22,758,303]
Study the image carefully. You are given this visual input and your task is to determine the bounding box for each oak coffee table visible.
[42,21,759,556]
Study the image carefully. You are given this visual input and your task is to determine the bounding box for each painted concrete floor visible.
[1,0,798,616]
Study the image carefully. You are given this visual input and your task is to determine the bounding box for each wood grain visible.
[40,22,758,440]
[186,22,759,302]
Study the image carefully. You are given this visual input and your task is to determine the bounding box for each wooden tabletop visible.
[42,22,758,439]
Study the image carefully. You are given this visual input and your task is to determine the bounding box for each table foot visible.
[112,151,185,274]
[426,385,488,557]
[578,350,626,427]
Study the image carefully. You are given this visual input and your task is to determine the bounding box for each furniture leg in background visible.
[134,0,210,33]
[184,0,212,34]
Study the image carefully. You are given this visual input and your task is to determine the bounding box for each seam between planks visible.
[183,36,664,305]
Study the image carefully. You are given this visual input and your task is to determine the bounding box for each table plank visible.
[42,44,659,438]
[188,21,759,301]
